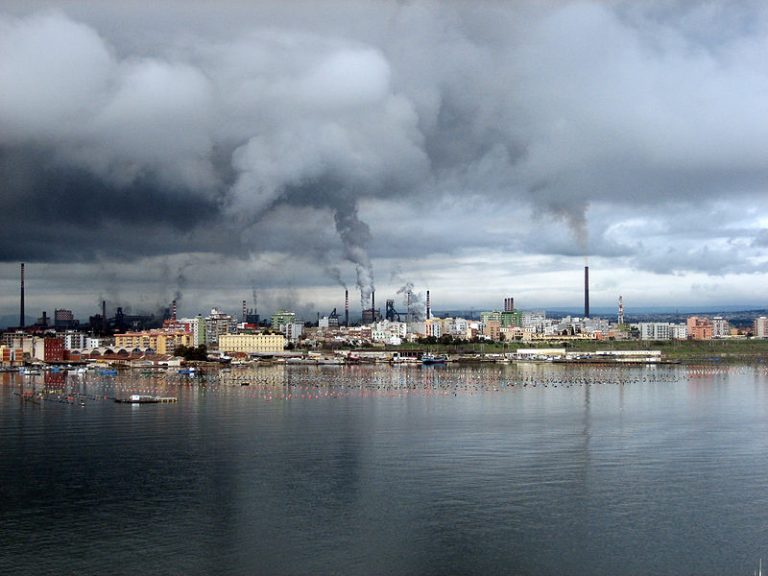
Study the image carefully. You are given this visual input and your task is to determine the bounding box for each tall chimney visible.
[172,299,177,322]
[19,263,25,328]
[407,290,412,323]
[242,300,247,323]
[584,266,590,318]
[345,289,349,327]
[426,290,431,320]
[371,290,375,319]
[618,295,624,325]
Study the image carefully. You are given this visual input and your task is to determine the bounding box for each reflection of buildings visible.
[44,371,66,387]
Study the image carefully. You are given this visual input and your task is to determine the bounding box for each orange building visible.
[686,316,713,340]
[115,329,192,354]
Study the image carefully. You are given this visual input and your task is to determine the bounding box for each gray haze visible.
[1,1,767,319]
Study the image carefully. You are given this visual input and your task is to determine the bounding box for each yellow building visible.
[218,333,286,354]
[115,330,192,354]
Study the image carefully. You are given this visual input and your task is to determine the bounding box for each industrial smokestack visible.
[371,290,375,319]
[172,299,177,322]
[345,289,349,327]
[504,297,514,313]
[19,263,25,328]
[618,295,624,325]
[426,290,431,320]
[584,266,590,318]
[407,290,412,323]
[242,300,247,323]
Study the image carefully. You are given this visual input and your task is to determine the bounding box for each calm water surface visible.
[2,363,768,575]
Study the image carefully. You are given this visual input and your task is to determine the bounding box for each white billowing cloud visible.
[0,11,113,140]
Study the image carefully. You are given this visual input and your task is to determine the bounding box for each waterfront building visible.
[483,320,501,341]
[180,316,206,347]
[480,311,502,326]
[423,318,443,338]
[271,310,296,331]
[204,308,236,347]
[63,331,87,350]
[687,317,713,340]
[754,317,768,338]
[115,330,192,354]
[284,322,304,342]
[712,317,730,338]
[33,336,65,362]
[0,345,23,367]
[672,324,688,340]
[2,332,35,356]
[501,311,522,328]
[86,337,109,349]
[371,320,407,343]
[218,333,286,354]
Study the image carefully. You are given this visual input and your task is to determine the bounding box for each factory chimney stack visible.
[618,295,624,325]
[19,263,25,328]
[345,290,349,327]
[172,299,177,322]
[584,266,590,319]
[426,290,431,320]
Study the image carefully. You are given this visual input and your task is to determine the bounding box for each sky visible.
[1,0,767,322]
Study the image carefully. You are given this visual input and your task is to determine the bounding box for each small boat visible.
[421,353,448,365]
[115,395,177,404]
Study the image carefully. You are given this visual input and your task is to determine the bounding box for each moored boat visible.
[115,394,177,404]
[421,353,448,365]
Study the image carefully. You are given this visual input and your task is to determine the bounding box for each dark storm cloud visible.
[1,0,767,314]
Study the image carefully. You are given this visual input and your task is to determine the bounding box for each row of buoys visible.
[13,363,768,406]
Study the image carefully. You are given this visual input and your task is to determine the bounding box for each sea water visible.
[2,363,768,575]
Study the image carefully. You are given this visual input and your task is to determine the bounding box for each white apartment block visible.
[637,322,688,340]
[712,317,729,338]
[63,331,87,350]
[755,317,768,338]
